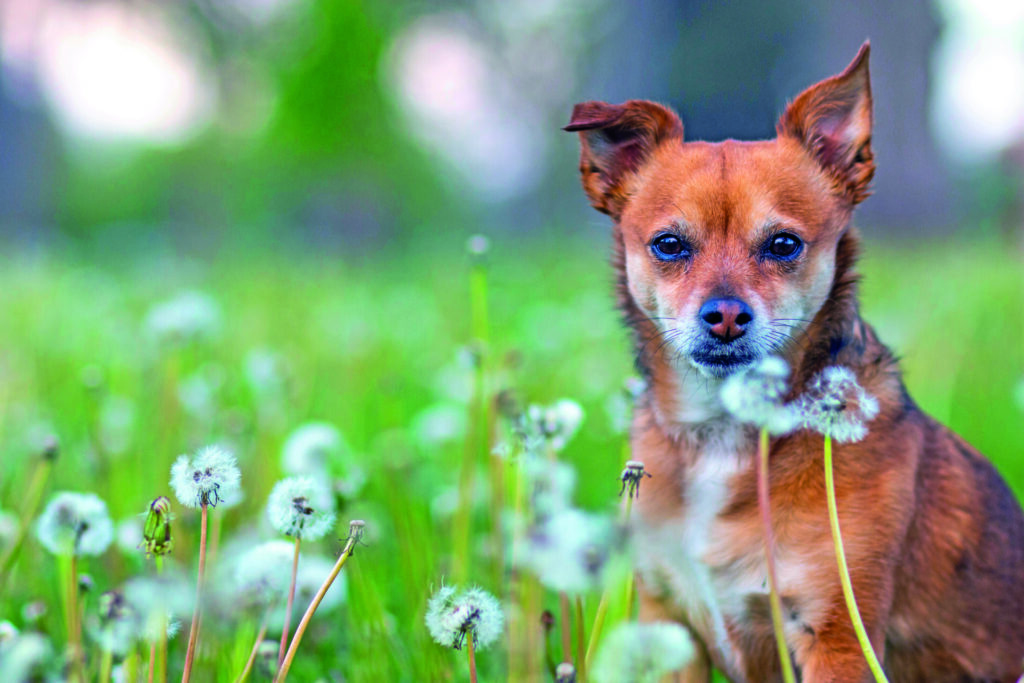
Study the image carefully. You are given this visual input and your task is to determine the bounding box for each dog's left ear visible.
[778,41,874,204]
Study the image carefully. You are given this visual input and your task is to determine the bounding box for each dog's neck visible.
[617,228,867,441]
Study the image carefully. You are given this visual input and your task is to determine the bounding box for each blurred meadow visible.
[0,0,1023,681]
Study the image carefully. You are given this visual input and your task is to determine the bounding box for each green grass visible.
[0,235,1021,681]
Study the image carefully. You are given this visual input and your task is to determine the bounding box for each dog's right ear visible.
[564,100,683,218]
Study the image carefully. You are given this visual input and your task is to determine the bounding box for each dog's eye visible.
[650,233,691,261]
[764,233,803,260]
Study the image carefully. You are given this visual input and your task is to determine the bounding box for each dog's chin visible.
[688,351,758,379]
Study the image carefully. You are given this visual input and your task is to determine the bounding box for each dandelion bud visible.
[141,496,173,557]
[556,662,577,683]
[796,366,880,443]
[169,445,241,509]
[720,356,799,434]
[266,477,336,540]
[592,622,695,683]
[619,460,652,499]
[425,585,504,651]
[78,574,94,594]
[36,491,114,557]
[40,436,59,462]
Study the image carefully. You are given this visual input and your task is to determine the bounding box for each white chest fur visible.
[633,422,768,677]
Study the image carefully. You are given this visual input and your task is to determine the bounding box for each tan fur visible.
[568,42,1024,682]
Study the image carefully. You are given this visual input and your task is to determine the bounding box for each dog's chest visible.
[634,427,777,676]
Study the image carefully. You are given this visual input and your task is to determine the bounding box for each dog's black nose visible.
[699,297,753,343]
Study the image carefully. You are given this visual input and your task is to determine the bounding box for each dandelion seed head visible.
[523,457,577,519]
[170,445,241,508]
[466,234,490,256]
[234,540,294,609]
[0,631,51,682]
[522,508,613,594]
[266,476,336,540]
[797,366,880,443]
[88,590,137,655]
[425,584,504,651]
[519,398,585,454]
[556,662,577,683]
[123,573,191,643]
[720,356,798,434]
[35,491,114,557]
[281,423,364,496]
[144,291,221,345]
[0,621,17,643]
[593,621,695,683]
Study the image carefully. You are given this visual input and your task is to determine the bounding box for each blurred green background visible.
[0,0,1022,680]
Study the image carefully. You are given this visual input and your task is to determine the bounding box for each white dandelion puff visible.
[234,540,294,610]
[170,445,242,508]
[88,590,137,656]
[796,366,880,443]
[144,291,221,345]
[519,399,585,454]
[720,356,799,434]
[523,457,577,519]
[592,621,695,683]
[35,491,114,556]
[425,585,504,651]
[123,574,191,643]
[522,508,614,594]
[266,476,336,541]
[466,234,490,256]
[0,631,51,682]
[281,422,365,498]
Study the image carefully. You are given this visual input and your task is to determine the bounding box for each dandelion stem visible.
[235,615,270,683]
[823,434,889,683]
[62,552,86,683]
[622,494,635,619]
[758,428,797,683]
[586,475,637,668]
[99,647,114,683]
[148,641,157,683]
[154,556,167,683]
[0,453,53,584]
[559,591,572,665]
[574,596,586,683]
[277,536,301,667]
[466,630,478,683]
[181,502,209,683]
[275,528,358,682]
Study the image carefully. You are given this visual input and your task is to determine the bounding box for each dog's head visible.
[567,43,873,379]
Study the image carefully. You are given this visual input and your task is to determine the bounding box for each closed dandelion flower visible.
[266,477,336,540]
[140,496,173,557]
[593,621,695,683]
[522,508,614,594]
[797,366,880,443]
[425,585,504,650]
[720,356,799,434]
[36,491,114,556]
[170,445,241,508]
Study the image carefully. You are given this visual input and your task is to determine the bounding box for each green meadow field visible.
[0,235,1021,681]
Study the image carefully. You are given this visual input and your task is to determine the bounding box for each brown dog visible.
[566,43,1024,682]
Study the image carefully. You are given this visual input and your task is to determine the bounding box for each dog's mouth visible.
[688,349,758,378]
